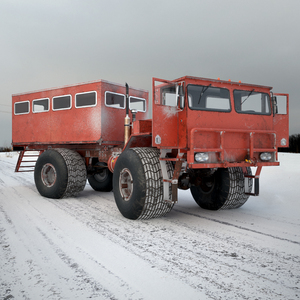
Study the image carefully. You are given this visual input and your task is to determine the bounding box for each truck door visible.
[273,93,289,147]
[152,78,186,148]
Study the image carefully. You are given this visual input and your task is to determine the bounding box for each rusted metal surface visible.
[188,128,277,168]
[152,76,289,170]
[123,133,152,151]
[12,80,148,149]
[12,75,289,184]
[15,150,43,172]
[273,93,289,148]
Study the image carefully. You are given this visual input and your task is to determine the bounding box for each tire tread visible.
[55,148,87,198]
[133,148,174,220]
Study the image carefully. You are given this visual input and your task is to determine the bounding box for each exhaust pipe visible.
[124,83,130,144]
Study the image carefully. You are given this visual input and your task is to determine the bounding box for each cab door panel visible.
[273,93,289,147]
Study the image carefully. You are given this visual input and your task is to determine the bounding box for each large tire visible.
[113,147,174,220]
[34,148,87,199]
[190,167,252,210]
[88,162,113,192]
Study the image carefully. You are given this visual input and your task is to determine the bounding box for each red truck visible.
[12,76,289,219]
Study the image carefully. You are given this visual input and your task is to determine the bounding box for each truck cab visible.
[152,76,289,167]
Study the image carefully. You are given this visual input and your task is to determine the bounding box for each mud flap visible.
[160,150,184,204]
[244,166,261,196]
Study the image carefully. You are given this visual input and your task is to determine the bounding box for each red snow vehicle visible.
[12,76,289,219]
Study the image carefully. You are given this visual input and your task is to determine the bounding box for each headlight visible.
[195,152,209,162]
[280,138,287,146]
[260,152,272,161]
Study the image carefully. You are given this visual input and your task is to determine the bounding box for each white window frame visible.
[14,100,30,115]
[52,94,72,111]
[75,91,97,108]
[129,96,147,112]
[32,98,50,113]
[105,91,125,109]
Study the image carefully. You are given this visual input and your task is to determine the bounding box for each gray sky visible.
[1,0,299,147]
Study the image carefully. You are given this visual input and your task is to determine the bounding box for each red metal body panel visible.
[152,78,187,148]
[273,93,289,147]
[152,76,289,169]
[12,80,148,149]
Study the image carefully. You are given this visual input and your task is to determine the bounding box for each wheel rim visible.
[119,168,133,201]
[94,168,108,182]
[200,175,215,193]
[41,163,57,187]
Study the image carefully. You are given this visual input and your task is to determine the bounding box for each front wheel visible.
[113,148,174,220]
[190,167,252,210]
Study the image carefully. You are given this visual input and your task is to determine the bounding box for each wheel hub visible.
[119,168,133,201]
[94,168,108,182]
[200,176,215,193]
[41,163,57,187]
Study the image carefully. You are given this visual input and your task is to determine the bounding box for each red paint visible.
[12,76,289,174]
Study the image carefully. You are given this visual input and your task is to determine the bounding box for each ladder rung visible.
[19,165,36,168]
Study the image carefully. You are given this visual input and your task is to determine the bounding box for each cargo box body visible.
[12,80,149,149]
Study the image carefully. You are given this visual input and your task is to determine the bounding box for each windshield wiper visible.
[241,89,255,105]
[198,84,211,104]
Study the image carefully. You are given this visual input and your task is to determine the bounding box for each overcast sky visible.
[1,0,299,147]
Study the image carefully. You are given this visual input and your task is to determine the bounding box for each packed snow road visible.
[0,152,299,300]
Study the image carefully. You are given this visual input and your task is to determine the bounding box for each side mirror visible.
[272,96,278,116]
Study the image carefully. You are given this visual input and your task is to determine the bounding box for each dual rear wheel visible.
[34,148,87,199]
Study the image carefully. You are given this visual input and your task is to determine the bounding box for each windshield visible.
[187,85,231,111]
[234,90,271,115]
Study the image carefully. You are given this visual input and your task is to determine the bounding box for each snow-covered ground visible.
[0,152,299,300]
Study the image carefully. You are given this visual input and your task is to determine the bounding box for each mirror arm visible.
[271,95,278,116]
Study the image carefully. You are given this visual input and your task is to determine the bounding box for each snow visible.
[0,152,299,300]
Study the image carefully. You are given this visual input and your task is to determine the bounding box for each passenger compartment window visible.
[187,85,231,112]
[105,91,125,109]
[234,90,271,115]
[75,91,97,108]
[53,95,71,111]
[33,98,49,113]
[14,101,30,115]
[129,96,146,112]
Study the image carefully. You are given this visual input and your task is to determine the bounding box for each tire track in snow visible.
[173,208,300,245]
[1,154,299,299]
[0,195,120,299]
[1,178,202,299]
[0,178,145,299]
[47,194,300,300]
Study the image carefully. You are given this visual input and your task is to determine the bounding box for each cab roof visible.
[174,76,273,90]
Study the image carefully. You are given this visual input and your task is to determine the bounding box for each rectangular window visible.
[53,95,71,111]
[105,91,125,109]
[187,85,231,112]
[129,96,146,112]
[14,101,30,115]
[234,90,271,115]
[75,91,97,108]
[161,86,177,107]
[33,98,49,113]
[275,95,287,114]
